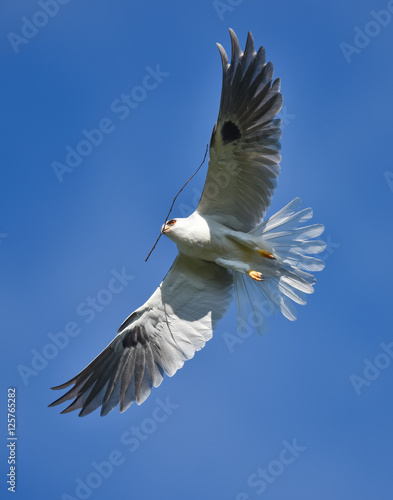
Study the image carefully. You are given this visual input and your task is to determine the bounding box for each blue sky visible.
[1,1,393,499]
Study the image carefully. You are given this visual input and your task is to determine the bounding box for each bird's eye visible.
[167,219,176,226]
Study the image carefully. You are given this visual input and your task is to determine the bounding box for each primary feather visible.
[197,29,283,231]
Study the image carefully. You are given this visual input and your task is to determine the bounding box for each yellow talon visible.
[248,270,263,281]
[258,249,275,260]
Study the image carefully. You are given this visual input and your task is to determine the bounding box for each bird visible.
[49,29,325,417]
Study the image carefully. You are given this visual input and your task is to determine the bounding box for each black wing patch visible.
[122,325,149,348]
[221,120,241,144]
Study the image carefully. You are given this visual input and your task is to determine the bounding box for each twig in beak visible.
[145,144,209,262]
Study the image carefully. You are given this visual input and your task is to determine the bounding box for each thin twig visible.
[145,144,209,262]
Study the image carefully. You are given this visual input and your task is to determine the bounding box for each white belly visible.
[169,213,278,278]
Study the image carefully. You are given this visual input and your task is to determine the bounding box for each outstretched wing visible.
[49,255,232,416]
[197,29,283,232]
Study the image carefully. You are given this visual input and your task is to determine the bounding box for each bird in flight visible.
[50,29,325,417]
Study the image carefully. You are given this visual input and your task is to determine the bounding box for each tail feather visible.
[282,253,325,272]
[277,278,307,305]
[234,198,325,334]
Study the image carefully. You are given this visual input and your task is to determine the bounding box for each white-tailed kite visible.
[50,30,325,416]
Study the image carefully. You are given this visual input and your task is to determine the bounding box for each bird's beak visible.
[161,224,167,234]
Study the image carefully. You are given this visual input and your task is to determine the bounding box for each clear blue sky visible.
[2,1,393,499]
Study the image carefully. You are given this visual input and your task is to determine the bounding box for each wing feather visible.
[197,30,283,231]
[49,255,232,416]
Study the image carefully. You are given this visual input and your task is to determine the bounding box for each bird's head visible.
[161,217,192,244]
[161,218,179,237]
[161,214,208,249]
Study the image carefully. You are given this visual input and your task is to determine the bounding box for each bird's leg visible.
[257,249,275,260]
[215,258,265,281]
[225,231,275,260]
[248,270,264,281]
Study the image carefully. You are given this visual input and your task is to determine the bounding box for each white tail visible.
[233,198,326,335]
